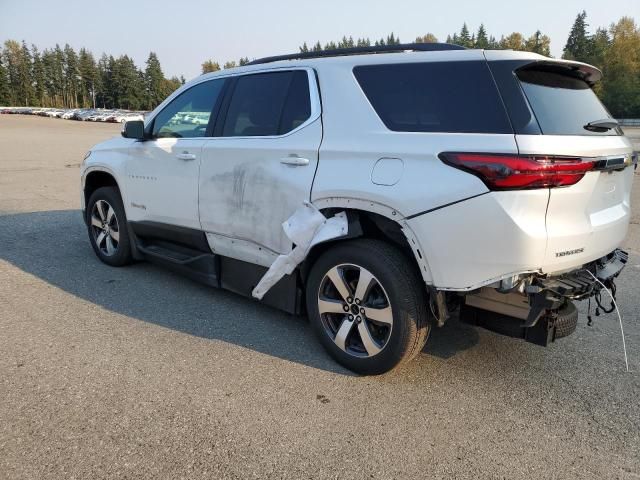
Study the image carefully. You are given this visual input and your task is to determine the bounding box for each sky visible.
[1,0,638,80]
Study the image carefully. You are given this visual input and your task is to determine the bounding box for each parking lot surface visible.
[1,115,639,479]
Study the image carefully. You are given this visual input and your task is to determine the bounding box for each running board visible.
[136,241,220,288]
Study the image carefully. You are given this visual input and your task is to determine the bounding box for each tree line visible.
[0,41,185,110]
[1,12,638,116]
[293,13,639,118]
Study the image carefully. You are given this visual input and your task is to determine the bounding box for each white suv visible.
[81,43,635,374]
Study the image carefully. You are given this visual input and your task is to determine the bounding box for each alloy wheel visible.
[317,264,393,357]
[90,199,120,256]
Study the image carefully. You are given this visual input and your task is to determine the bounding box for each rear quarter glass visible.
[353,61,513,134]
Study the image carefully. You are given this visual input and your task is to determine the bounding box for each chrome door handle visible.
[280,156,309,166]
[176,152,196,161]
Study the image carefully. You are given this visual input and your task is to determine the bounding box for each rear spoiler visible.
[483,50,602,85]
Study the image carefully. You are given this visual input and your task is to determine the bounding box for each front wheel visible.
[86,186,132,267]
[306,239,430,375]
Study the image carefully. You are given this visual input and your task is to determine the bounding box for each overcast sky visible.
[1,0,638,80]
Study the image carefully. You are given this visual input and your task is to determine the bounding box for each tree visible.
[0,59,10,105]
[111,55,144,109]
[500,32,525,50]
[588,27,610,68]
[202,59,220,73]
[415,33,438,43]
[386,33,400,45]
[64,44,80,108]
[78,48,98,108]
[162,76,182,98]
[563,10,591,61]
[475,24,489,48]
[524,30,551,56]
[459,23,473,48]
[3,40,34,105]
[223,61,237,69]
[601,17,640,117]
[31,45,45,106]
[144,52,165,110]
[238,57,250,66]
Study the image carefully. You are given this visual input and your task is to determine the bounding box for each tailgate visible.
[517,134,634,273]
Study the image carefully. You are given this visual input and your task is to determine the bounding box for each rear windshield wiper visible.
[584,118,619,132]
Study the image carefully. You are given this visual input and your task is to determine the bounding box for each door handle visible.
[280,156,310,166]
[176,152,196,161]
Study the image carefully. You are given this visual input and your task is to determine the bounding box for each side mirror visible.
[121,120,146,140]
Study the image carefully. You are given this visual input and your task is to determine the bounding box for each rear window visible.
[353,61,512,134]
[517,68,618,136]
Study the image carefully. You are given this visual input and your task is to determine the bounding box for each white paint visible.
[252,203,348,300]
[125,137,205,229]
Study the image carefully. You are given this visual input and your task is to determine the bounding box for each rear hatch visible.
[488,54,635,273]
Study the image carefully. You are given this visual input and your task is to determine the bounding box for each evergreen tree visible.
[563,10,590,61]
[0,59,10,105]
[299,42,309,53]
[475,24,489,48]
[52,44,66,107]
[238,57,250,66]
[63,44,80,108]
[459,23,472,48]
[31,45,45,106]
[588,27,610,68]
[144,52,164,110]
[223,61,237,69]
[78,48,98,108]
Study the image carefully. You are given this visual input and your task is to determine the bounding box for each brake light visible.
[439,153,593,190]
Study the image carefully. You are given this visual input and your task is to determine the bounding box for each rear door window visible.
[222,70,311,137]
[353,61,512,134]
[517,68,619,136]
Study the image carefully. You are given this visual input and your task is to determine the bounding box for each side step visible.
[136,240,220,288]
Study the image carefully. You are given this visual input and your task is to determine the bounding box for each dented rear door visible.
[198,68,322,267]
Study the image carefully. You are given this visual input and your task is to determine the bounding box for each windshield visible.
[517,67,619,136]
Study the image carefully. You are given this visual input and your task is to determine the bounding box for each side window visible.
[353,61,512,134]
[151,79,225,138]
[222,70,311,137]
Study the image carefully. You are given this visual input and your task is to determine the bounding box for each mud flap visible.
[252,202,348,300]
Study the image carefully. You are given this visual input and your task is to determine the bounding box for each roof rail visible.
[247,43,466,66]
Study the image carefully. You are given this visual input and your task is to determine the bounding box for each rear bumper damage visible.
[525,248,628,326]
[460,249,628,346]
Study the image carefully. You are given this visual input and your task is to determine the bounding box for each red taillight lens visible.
[439,153,593,190]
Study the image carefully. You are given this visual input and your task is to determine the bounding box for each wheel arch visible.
[301,200,434,287]
[83,168,122,219]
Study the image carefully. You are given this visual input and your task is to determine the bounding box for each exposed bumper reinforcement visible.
[523,249,628,327]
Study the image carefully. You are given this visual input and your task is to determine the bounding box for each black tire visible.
[86,186,132,267]
[554,301,578,339]
[306,239,430,375]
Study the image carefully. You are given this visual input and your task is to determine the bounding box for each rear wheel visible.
[306,239,430,375]
[86,186,132,267]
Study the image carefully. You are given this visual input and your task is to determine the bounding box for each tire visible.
[306,239,430,375]
[553,301,578,339]
[86,186,133,267]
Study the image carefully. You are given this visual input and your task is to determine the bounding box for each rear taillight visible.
[439,153,593,190]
